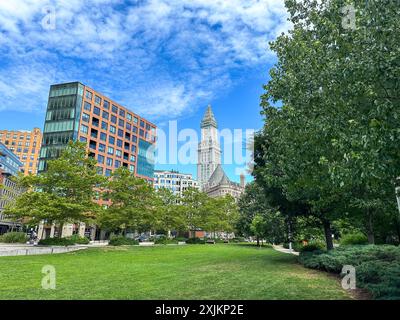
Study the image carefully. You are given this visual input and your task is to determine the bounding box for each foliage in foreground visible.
[340,233,369,246]
[0,232,28,243]
[38,235,90,246]
[108,235,139,246]
[299,245,400,299]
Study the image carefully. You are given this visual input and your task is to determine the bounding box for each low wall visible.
[0,246,87,257]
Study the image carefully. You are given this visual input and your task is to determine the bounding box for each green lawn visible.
[0,244,352,300]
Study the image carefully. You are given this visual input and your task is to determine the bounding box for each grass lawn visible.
[0,244,352,300]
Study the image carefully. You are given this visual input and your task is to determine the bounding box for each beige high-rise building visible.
[0,128,42,175]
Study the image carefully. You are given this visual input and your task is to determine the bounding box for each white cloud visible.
[0,0,290,120]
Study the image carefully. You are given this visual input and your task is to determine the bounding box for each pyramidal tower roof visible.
[201,105,217,128]
[208,164,230,186]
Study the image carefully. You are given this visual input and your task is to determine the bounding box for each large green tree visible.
[255,0,400,248]
[5,141,105,237]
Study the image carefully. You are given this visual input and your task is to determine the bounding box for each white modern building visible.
[154,170,199,196]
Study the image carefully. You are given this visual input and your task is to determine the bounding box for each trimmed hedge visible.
[38,237,75,246]
[340,233,368,246]
[108,235,139,246]
[186,237,205,244]
[155,238,179,245]
[298,245,400,299]
[38,235,90,246]
[0,232,28,243]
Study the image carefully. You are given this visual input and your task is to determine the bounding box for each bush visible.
[231,237,245,243]
[341,233,368,246]
[299,242,325,252]
[38,237,75,246]
[175,237,188,242]
[155,238,179,245]
[69,234,90,244]
[108,235,139,246]
[0,232,28,243]
[298,245,400,299]
[186,237,205,244]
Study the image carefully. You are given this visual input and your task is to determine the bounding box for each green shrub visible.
[186,237,205,244]
[299,242,325,252]
[38,237,75,246]
[69,234,90,244]
[231,237,245,243]
[0,232,28,243]
[108,235,139,246]
[175,237,188,242]
[340,233,368,246]
[155,238,179,245]
[298,245,400,299]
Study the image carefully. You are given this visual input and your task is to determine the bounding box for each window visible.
[105,169,112,177]
[117,129,124,137]
[112,105,118,114]
[103,100,110,109]
[110,125,116,134]
[107,147,114,155]
[127,113,132,121]
[140,120,145,128]
[116,149,122,158]
[100,132,107,141]
[129,165,135,173]
[102,111,109,119]
[109,136,115,145]
[93,106,101,115]
[119,109,125,117]
[117,139,123,148]
[115,160,121,168]
[95,95,102,105]
[101,121,108,130]
[98,155,105,164]
[99,143,106,153]
[111,115,117,124]
[80,136,87,143]
[84,102,91,111]
[132,136,137,143]
[131,145,137,153]
[97,167,103,175]
[139,129,144,137]
[82,113,90,122]
[132,126,138,133]
[130,155,136,162]
[146,123,150,130]
[80,124,88,134]
[85,91,92,100]
[133,117,138,124]
[118,119,124,127]
[106,157,113,166]
[126,123,131,131]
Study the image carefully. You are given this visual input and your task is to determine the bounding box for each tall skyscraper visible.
[38,82,156,182]
[0,128,42,175]
[197,105,221,189]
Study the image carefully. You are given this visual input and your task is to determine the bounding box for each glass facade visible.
[137,139,155,178]
[38,82,84,172]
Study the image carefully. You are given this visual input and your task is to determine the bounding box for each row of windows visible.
[2,140,38,147]
[79,136,137,161]
[0,133,39,141]
[6,147,37,154]
[80,125,139,148]
[84,90,155,132]
[95,165,135,177]
[44,120,74,133]
[48,95,77,110]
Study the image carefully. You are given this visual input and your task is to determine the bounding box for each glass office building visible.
[38,82,156,181]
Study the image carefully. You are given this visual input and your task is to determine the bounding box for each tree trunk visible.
[367,210,375,244]
[322,219,334,250]
[256,236,260,247]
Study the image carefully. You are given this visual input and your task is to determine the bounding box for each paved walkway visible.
[273,244,299,256]
[0,241,108,257]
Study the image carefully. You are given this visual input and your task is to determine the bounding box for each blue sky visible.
[0,0,290,182]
